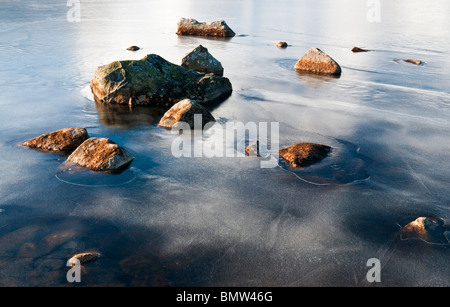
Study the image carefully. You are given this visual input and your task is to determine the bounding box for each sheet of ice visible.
[0,0,449,286]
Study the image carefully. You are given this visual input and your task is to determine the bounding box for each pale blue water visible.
[0,0,449,286]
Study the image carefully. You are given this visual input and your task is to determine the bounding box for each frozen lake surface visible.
[0,0,449,286]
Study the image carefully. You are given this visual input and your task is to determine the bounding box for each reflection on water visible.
[95,102,167,129]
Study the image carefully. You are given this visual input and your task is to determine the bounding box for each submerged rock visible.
[181,45,224,76]
[90,54,232,107]
[23,127,89,153]
[68,252,101,266]
[279,142,331,168]
[276,41,288,48]
[126,46,140,51]
[294,47,341,76]
[66,138,134,172]
[176,18,235,37]
[158,99,215,130]
[351,46,369,53]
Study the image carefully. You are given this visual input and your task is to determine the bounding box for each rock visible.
[245,140,260,157]
[181,45,224,76]
[176,18,235,37]
[294,47,342,76]
[23,127,89,153]
[403,59,422,65]
[276,42,288,48]
[126,46,140,51]
[351,46,369,52]
[66,137,134,172]
[68,252,101,266]
[158,99,215,130]
[279,142,331,168]
[90,54,232,107]
[400,217,441,239]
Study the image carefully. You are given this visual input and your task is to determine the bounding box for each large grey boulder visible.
[90,54,232,107]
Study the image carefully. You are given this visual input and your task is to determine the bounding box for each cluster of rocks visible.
[23,18,424,174]
[23,128,134,173]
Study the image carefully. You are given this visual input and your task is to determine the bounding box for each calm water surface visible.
[0,0,449,286]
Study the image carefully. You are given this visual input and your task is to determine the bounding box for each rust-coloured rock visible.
[276,42,288,48]
[23,128,89,152]
[68,252,101,266]
[294,47,341,76]
[158,99,215,130]
[279,142,331,168]
[403,59,422,65]
[66,137,134,172]
[176,18,235,37]
[399,217,442,241]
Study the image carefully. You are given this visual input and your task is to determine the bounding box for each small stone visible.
[276,42,288,48]
[403,59,422,65]
[66,137,134,172]
[400,217,442,240]
[176,18,235,37]
[68,252,101,266]
[279,142,331,168]
[181,45,224,76]
[23,127,89,153]
[294,47,341,76]
[245,140,260,157]
[158,99,215,130]
[351,46,369,52]
[126,46,140,51]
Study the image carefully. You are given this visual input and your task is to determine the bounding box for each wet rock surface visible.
[90,54,232,107]
[294,47,342,76]
[23,128,89,153]
[176,18,235,37]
